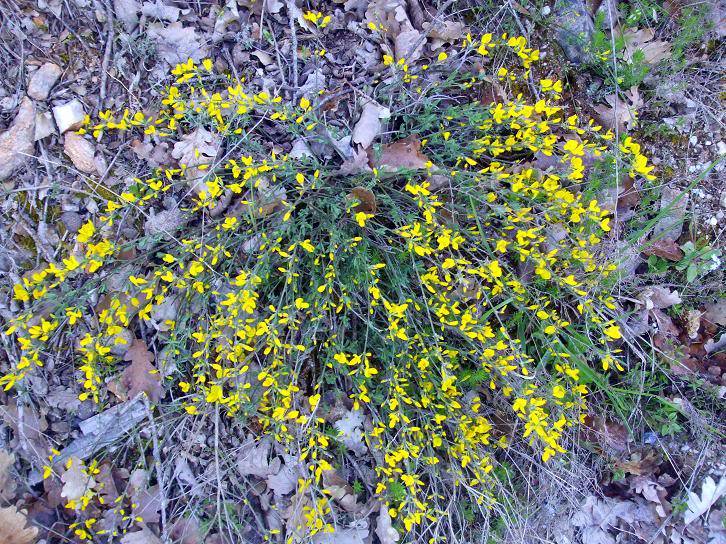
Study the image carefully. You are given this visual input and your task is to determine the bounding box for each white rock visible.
[717,141,726,156]
[27,63,62,100]
[52,99,86,134]
[34,111,55,140]
[541,5,551,15]
[0,97,35,182]
[707,216,717,226]
[689,135,698,146]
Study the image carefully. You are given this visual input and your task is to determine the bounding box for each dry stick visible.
[142,396,168,541]
[98,0,114,110]
[287,0,299,89]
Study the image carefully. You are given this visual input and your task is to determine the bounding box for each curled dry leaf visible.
[120,339,163,402]
[423,20,467,50]
[583,414,630,453]
[375,502,400,544]
[638,286,682,310]
[64,132,97,174]
[312,524,369,544]
[0,506,38,544]
[702,300,726,327]
[684,476,726,525]
[61,456,96,502]
[651,186,688,243]
[266,459,299,497]
[351,100,390,149]
[394,28,424,62]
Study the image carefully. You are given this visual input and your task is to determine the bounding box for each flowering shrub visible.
[4,33,655,540]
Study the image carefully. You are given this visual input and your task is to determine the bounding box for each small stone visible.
[27,62,62,100]
[689,135,698,146]
[52,99,86,134]
[707,216,718,227]
[0,97,35,182]
[63,132,96,173]
[34,111,55,140]
[60,211,83,233]
[717,141,726,155]
[541,5,551,15]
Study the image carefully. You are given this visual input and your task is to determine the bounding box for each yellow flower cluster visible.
[3,32,654,540]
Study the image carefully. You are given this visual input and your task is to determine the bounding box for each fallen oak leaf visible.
[61,456,96,503]
[0,506,38,544]
[642,239,684,261]
[593,87,643,133]
[620,27,672,64]
[120,339,163,402]
[371,135,432,171]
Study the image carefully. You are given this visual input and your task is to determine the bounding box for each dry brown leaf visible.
[0,450,16,501]
[237,436,277,478]
[703,300,726,327]
[423,20,467,50]
[170,517,202,544]
[373,135,431,171]
[266,458,299,497]
[322,469,360,512]
[642,239,684,261]
[172,127,221,194]
[61,456,96,502]
[121,527,163,544]
[638,286,682,310]
[593,87,643,133]
[583,414,630,453]
[351,101,390,149]
[348,187,377,214]
[621,28,672,64]
[132,484,162,525]
[333,408,367,456]
[394,28,424,62]
[120,339,163,402]
[0,505,38,544]
[339,147,373,175]
[613,449,660,476]
[312,525,369,544]
[147,22,209,66]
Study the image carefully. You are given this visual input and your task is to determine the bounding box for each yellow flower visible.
[77,221,95,243]
[604,324,622,340]
[355,211,374,227]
